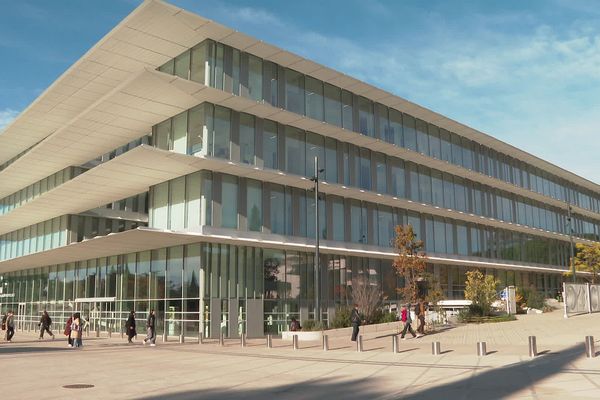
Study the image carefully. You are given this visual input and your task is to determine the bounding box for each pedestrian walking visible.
[399,304,416,340]
[71,312,83,348]
[350,304,361,342]
[289,317,301,332]
[143,309,156,346]
[5,311,15,342]
[64,315,73,347]
[38,310,55,340]
[1,311,7,341]
[415,299,426,336]
[125,310,137,344]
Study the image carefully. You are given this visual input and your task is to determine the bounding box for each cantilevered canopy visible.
[1,0,599,196]
[0,226,569,275]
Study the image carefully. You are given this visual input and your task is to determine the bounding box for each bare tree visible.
[393,224,428,303]
[351,275,382,324]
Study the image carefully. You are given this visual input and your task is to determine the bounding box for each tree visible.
[351,275,382,324]
[464,269,500,316]
[573,242,600,283]
[393,224,428,303]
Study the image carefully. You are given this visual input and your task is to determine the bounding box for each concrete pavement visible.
[2,310,600,399]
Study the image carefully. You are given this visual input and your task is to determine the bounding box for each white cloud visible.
[0,108,19,133]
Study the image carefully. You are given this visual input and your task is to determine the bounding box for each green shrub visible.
[377,311,398,323]
[302,319,325,331]
[517,286,546,310]
[330,307,352,329]
[468,303,484,317]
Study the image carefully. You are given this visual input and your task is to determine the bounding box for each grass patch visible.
[462,314,517,324]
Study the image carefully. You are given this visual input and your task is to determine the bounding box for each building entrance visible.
[74,297,117,334]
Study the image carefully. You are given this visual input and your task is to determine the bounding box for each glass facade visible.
[158,38,600,216]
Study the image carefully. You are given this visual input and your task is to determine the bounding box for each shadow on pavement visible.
[0,346,72,355]
[135,377,388,400]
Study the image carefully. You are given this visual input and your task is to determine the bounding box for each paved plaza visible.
[2,310,600,399]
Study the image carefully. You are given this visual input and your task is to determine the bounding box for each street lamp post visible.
[567,202,576,282]
[311,156,324,322]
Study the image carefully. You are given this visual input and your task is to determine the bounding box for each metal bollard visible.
[322,334,329,351]
[219,332,225,346]
[179,334,184,344]
[392,335,399,354]
[108,326,112,338]
[356,335,363,352]
[585,336,595,358]
[121,328,124,339]
[477,342,487,356]
[293,334,299,350]
[528,336,537,357]
[199,332,204,344]
[266,334,273,348]
[241,333,246,347]
[432,341,441,355]
[96,325,100,338]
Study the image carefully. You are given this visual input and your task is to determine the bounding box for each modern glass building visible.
[1,0,599,338]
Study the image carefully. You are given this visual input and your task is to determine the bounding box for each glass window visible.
[167,246,184,298]
[416,119,429,155]
[169,176,185,230]
[185,172,201,228]
[418,166,432,204]
[342,90,353,130]
[284,126,305,176]
[239,113,255,165]
[454,177,466,211]
[358,96,374,136]
[232,48,240,96]
[324,137,338,183]
[305,132,324,177]
[390,159,405,198]
[174,50,190,79]
[221,175,238,229]
[285,69,305,115]
[247,179,262,232]
[159,59,174,75]
[375,153,386,194]
[451,133,463,166]
[155,119,171,151]
[305,76,324,121]
[431,170,444,207]
[191,42,208,84]
[248,55,262,101]
[350,200,367,243]
[262,120,278,169]
[270,184,285,234]
[443,174,455,209]
[188,104,206,155]
[324,83,342,127]
[429,125,441,159]
[389,109,403,146]
[434,217,446,254]
[214,43,224,90]
[331,196,345,241]
[403,114,417,151]
[359,148,371,190]
[172,111,188,154]
[212,106,230,159]
[378,206,393,247]
[440,129,452,162]
[263,61,278,106]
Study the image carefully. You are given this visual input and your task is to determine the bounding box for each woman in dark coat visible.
[125,311,136,344]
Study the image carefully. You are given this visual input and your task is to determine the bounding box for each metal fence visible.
[563,282,600,317]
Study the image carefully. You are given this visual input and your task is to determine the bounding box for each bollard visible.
[96,325,100,338]
[241,333,246,348]
[392,335,399,354]
[293,334,299,350]
[322,334,329,351]
[356,335,363,352]
[179,334,184,344]
[585,336,595,358]
[121,328,124,339]
[199,332,204,344]
[432,341,441,355]
[477,342,487,356]
[528,336,537,357]
[108,326,112,338]
[219,332,225,347]
[266,334,273,348]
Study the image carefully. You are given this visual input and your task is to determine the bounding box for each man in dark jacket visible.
[415,300,426,336]
[38,310,55,340]
[125,310,137,344]
[350,304,361,341]
[143,309,156,346]
[6,311,15,342]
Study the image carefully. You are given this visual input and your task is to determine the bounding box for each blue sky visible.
[1,0,600,184]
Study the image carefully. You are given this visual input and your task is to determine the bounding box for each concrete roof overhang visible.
[2,0,599,196]
[0,226,569,275]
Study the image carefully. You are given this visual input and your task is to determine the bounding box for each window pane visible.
[403,114,417,151]
[358,96,374,136]
[390,159,405,198]
[212,106,230,159]
[221,175,238,229]
[174,50,190,79]
[324,83,342,126]
[375,153,386,193]
[155,119,171,151]
[285,126,305,176]
[248,55,262,101]
[305,76,324,121]
[416,119,429,155]
[342,90,353,130]
[332,196,345,241]
[389,109,403,146]
[172,111,187,154]
[239,113,255,165]
[262,120,278,169]
[188,105,206,155]
[270,184,285,234]
[324,138,338,183]
[429,125,441,159]
[247,179,262,232]
[305,132,324,177]
[264,61,278,106]
[285,69,305,115]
